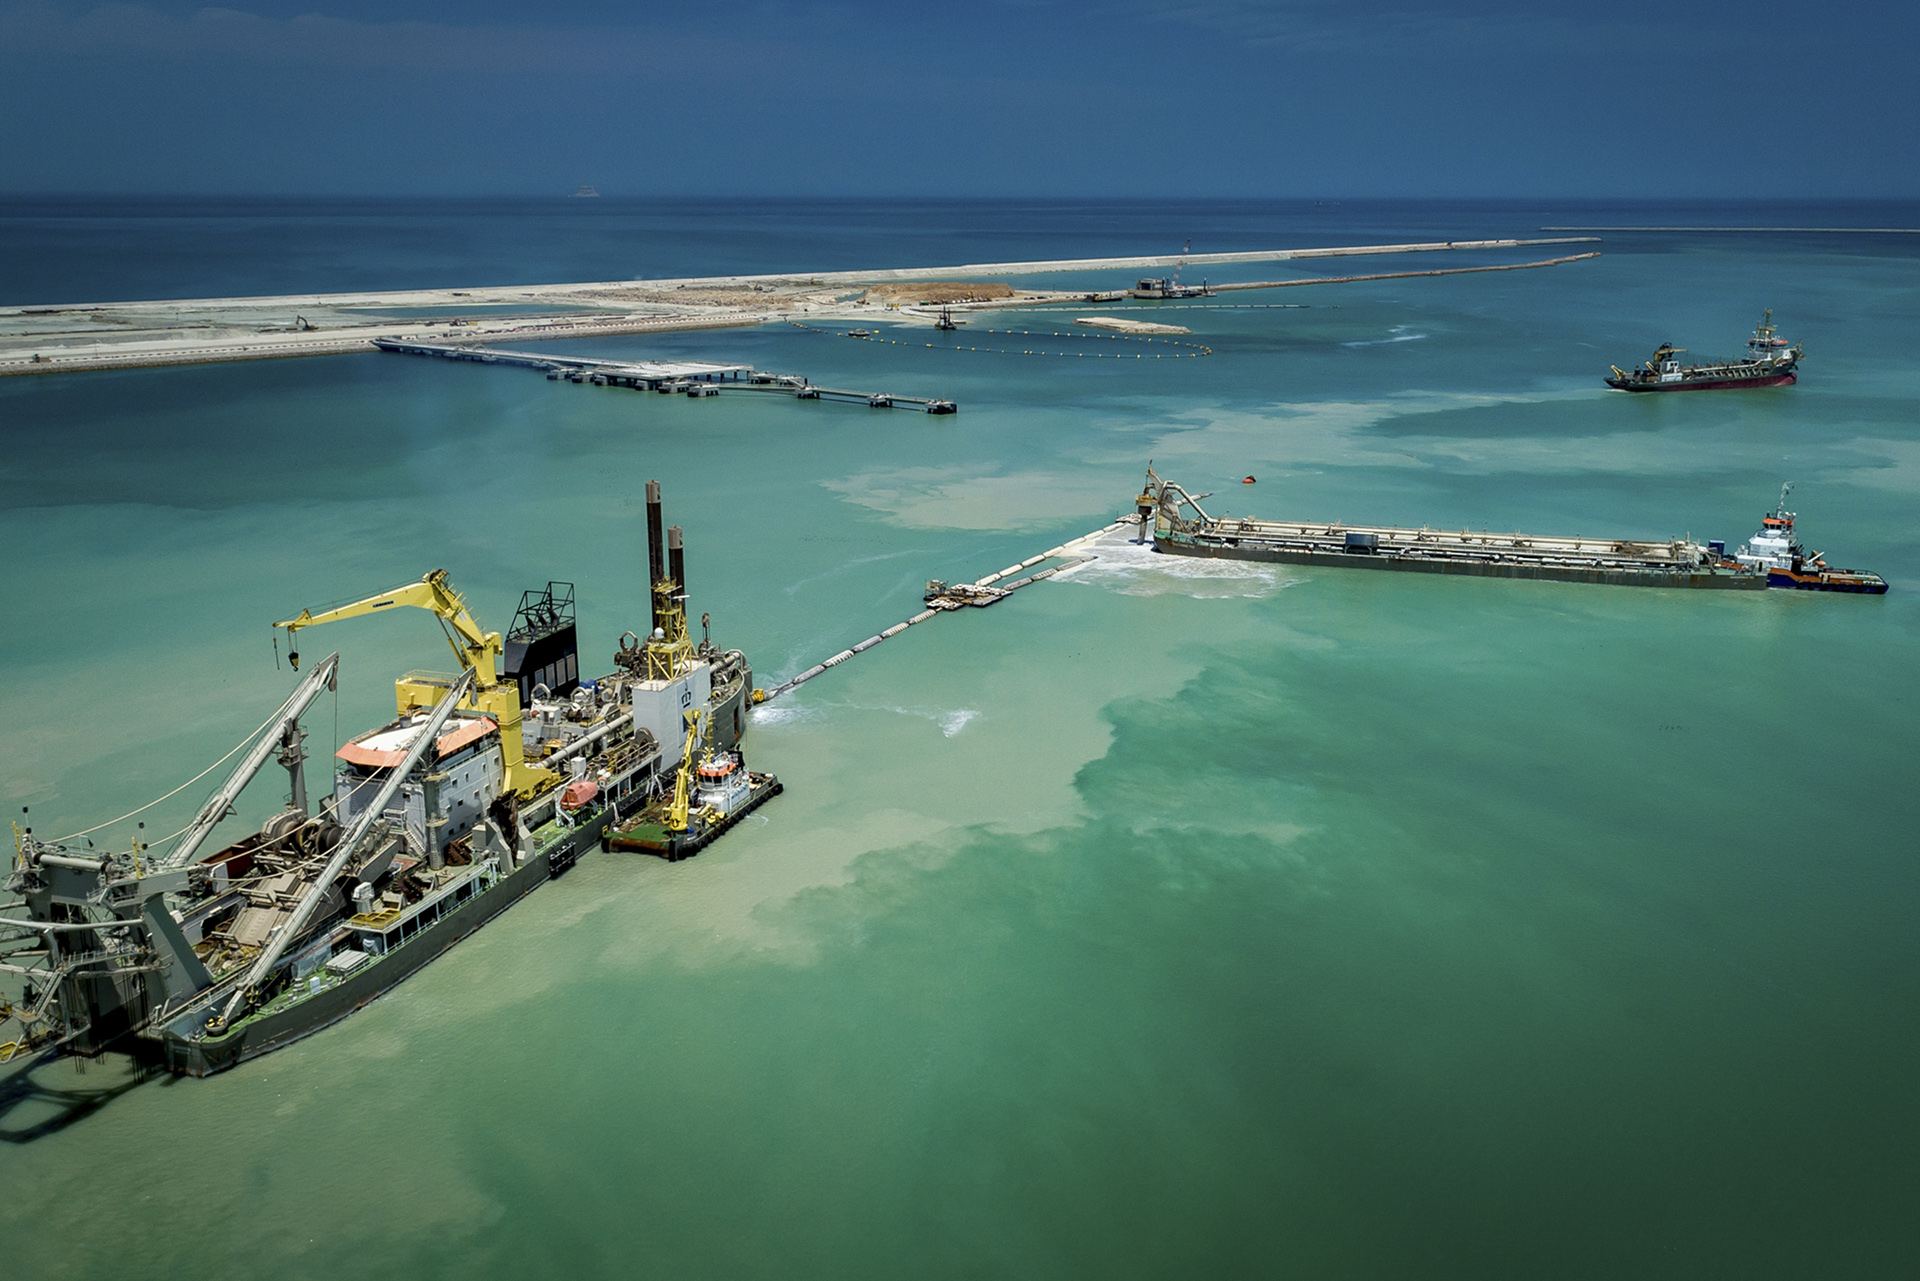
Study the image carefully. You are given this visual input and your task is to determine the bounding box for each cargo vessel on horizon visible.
[1606,310,1802,391]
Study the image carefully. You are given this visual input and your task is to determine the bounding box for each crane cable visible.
[46,700,289,842]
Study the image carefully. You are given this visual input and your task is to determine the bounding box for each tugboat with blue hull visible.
[1733,484,1889,594]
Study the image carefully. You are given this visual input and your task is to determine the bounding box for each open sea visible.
[1,198,1916,1278]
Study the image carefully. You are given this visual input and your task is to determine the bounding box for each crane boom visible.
[215,669,475,1028]
[276,569,500,688]
[155,652,340,871]
[667,708,705,833]
[272,569,555,798]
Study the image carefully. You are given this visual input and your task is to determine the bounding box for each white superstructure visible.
[1734,483,1801,574]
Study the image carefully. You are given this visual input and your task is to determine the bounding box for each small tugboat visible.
[1606,310,1802,391]
[1733,484,1888,594]
[603,737,782,862]
[847,328,873,339]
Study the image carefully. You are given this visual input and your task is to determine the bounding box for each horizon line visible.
[4,191,1918,204]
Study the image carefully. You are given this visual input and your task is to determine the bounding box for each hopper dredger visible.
[1606,309,1802,392]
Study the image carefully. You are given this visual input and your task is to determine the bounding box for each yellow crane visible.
[666,707,705,834]
[275,569,557,798]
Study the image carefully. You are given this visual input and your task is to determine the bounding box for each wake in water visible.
[753,699,979,737]
[1341,324,1430,348]
[937,709,979,737]
[1056,536,1295,599]
[750,703,824,727]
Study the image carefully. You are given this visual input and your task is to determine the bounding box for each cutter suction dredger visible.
[2,481,769,1077]
[1140,466,1765,590]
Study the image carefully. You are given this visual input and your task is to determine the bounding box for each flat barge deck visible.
[1143,470,1763,590]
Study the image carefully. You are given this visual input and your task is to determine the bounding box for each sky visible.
[1,0,1915,199]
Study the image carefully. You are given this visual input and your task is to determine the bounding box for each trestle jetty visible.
[375,338,957,413]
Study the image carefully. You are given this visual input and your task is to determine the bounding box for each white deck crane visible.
[153,652,340,871]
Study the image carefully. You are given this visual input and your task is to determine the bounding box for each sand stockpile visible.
[864,282,1019,305]
[1075,316,1192,335]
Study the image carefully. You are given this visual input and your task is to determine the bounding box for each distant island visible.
[572,184,601,199]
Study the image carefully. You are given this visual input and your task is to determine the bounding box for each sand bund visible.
[0,237,1597,376]
[1075,316,1192,335]
[862,282,1018,305]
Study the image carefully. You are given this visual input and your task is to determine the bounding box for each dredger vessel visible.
[1605,309,1802,391]
[2,481,775,1076]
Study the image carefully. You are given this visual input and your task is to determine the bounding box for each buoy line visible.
[786,320,1213,360]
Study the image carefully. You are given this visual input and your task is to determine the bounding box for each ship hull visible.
[1766,569,1889,594]
[1155,536,1763,589]
[1606,371,1797,392]
[154,820,607,1077]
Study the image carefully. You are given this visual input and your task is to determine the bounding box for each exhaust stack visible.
[645,479,665,632]
[668,525,686,611]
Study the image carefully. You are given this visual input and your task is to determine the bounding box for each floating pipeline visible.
[786,320,1212,360]
[755,518,1134,703]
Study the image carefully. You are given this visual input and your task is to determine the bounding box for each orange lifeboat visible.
[560,779,600,809]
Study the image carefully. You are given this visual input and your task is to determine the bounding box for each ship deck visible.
[1160,514,1762,588]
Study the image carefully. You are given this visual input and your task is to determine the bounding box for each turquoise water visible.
[2,201,1917,1278]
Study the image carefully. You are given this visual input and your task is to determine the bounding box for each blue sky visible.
[1,0,1913,198]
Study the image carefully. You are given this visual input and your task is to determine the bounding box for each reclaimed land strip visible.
[0,237,1596,377]
[0,312,767,377]
[1206,251,1600,292]
[751,236,1600,282]
[1542,225,1920,235]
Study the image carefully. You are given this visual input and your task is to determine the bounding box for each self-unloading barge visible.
[1141,467,1764,589]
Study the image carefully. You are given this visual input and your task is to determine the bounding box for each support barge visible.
[1140,468,1763,590]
